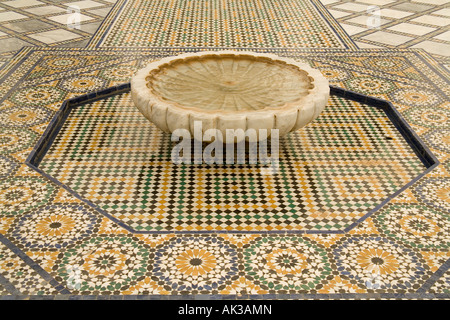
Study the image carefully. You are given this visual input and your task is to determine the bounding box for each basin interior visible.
[145,55,315,112]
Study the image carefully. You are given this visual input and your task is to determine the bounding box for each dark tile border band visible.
[417,257,450,293]
[88,0,358,50]
[329,85,438,169]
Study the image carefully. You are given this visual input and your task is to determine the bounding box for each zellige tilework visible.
[37,92,426,233]
[322,0,450,66]
[0,46,448,298]
[88,0,357,49]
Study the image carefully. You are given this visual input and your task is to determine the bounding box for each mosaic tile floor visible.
[88,0,358,49]
[0,0,118,68]
[0,0,449,300]
[38,92,426,233]
[322,0,450,66]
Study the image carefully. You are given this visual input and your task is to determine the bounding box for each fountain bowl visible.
[131,50,329,142]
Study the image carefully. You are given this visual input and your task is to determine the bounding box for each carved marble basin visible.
[131,51,329,141]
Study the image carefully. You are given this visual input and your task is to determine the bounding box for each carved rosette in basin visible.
[131,51,329,141]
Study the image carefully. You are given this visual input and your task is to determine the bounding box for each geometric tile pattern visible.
[53,234,152,295]
[0,46,449,298]
[331,235,431,292]
[0,242,60,295]
[38,93,426,233]
[89,0,357,49]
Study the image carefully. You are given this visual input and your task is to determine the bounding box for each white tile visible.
[362,31,414,46]
[28,29,81,44]
[63,1,104,9]
[339,23,368,35]
[434,31,450,42]
[357,0,396,5]
[380,9,414,19]
[3,0,44,8]
[48,13,95,24]
[433,8,450,17]
[332,3,370,12]
[388,23,436,36]
[24,5,67,16]
[412,40,450,56]
[327,9,353,18]
[0,11,27,22]
[412,0,449,5]
[411,15,450,27]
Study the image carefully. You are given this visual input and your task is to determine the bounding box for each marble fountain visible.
[131,51,330,142]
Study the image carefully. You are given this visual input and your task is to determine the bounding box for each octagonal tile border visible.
[25,83,439,235]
